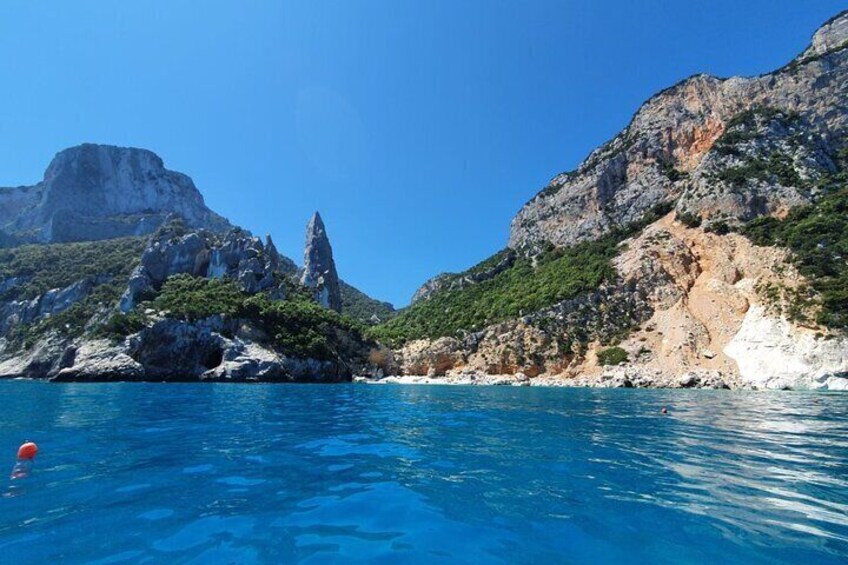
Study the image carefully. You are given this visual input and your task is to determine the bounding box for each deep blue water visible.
[1,383,847,564]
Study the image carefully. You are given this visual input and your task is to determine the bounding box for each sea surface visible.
[0,382,847,564]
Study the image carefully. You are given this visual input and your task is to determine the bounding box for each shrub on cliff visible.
[0,237,146,301]
[596,346,628,366]
[148,274,366,360]
[370,204,673,348]
[368,237,618,348]
[743,183,848,328]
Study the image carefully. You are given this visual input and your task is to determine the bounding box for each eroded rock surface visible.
[300,212,342,312]
[0,144,231,243]
[508,12,848,250]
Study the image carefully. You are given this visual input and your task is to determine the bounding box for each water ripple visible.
[0,383,846,563]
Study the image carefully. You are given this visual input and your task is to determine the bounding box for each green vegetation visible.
[0,237,147,301]
[715,152,802,188]
[708,108,806,189]
[1,238,148,347]
[96,311,146,340]
[148,275,366,360]
[712,107,800,158]
[370,202,674,347]
[0,234,371,361]
[743,185,848,327]
[676,210,702,228]
[369,241,615,346]
[705,221,731,235]
[5,280,132,348]
[741,146,848,327]
[339,281,396,323]
[660,161,688,183]
[596,346,628,366]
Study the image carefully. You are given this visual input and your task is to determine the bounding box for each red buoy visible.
[16,442,38,460]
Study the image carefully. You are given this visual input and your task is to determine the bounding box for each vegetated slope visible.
[0,224,378,381]
[339,281,396,324]
[117,274,367,362]
[371,11,848,389]
[0,237,147,301]
[0,238,148,345]
[741,148,848,328]
[369,205,671,348]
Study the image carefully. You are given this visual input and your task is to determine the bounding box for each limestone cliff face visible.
[395,214,848,390]
[0,144,231,243]
[389,12,848,390]
[508,11,848,250]
[300,212,342,312]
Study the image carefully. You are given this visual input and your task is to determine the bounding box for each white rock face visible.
[724,306,848,390]
[803,10,848,57]
[54,340,144,381]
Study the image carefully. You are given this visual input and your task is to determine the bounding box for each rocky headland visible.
[370,10,848,391]
[2,11,848,389]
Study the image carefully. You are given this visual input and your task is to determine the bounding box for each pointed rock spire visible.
[300,212,342,312]
[265,234,281,272]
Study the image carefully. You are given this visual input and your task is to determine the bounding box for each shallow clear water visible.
[1,383,847,564]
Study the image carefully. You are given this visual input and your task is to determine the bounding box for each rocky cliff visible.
[0,226,381,382]
[0,155,391,382]
[0,144,231,244]
[373,11,848,391]
[509,11,848,251]
[300,212,342,312]
[3,12,847,388]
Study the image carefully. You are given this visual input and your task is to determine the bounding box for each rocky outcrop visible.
[508,12,848,250]
[300,212,342,312]
[0,276,105,333]
[395,212,848,390]
[41,317,351,383]
[801,9,848,59]
[52,340,144,382]
[119,228,291,312]
[377,11,848,390]
[410,274,453,304]
[725,306,848,390]
[675,108,836,228]
[0,144,231,243]
[0,333,71,379]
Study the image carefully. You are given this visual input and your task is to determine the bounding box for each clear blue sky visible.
[0,2,844,306]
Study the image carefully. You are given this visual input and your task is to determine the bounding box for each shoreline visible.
[2,367,847,391]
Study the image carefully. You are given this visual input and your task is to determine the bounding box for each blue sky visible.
[0,1,844,306]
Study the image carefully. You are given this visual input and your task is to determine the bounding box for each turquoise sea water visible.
[0,383,847,564]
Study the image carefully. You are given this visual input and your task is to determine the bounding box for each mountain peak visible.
[0,143,230,243]
[307,211,325,232]
[803,10,848,59]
